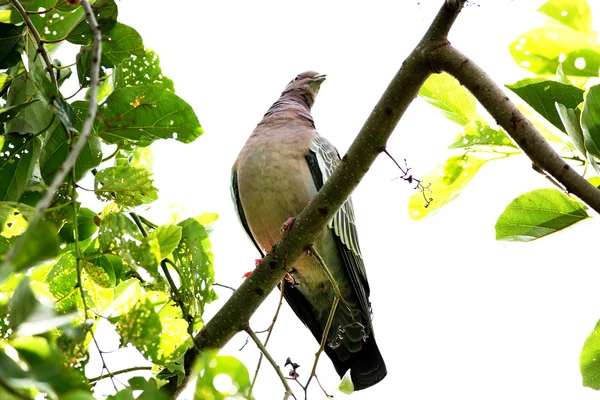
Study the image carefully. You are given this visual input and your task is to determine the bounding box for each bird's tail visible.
[349,336,387,390]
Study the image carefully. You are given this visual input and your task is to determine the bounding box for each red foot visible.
[284,273,293,282]
[280,217,296,233]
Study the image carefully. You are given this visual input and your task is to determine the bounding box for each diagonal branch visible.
[429,44,600,213]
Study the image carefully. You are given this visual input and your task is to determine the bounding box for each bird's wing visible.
[306,134,371,320]
[231,169,264,257]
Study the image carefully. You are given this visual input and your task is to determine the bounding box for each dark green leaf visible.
[8,277,37,331]
[582,85,600,159]
[556,103,585,155]
[101,22,144,67]
[174,218,216,320]
[539,0,591,32]
[114,49,174,91]
[0,100,39,123]
[581,319,600,389]
[510,26,600,77]
[419,72,479,126]
[0,23,24,69]
[495,188,588,241]
[449,120,515,149]
[76,46,94,87]
[98,86,203,145]
[29,2,85,42]
[67,0,118,45]
[40,123,102,185]
[94,166,158,207]
[0,134,41,201]
[506,78,584,133]
[58,207,98,243]
[5,71,53,134]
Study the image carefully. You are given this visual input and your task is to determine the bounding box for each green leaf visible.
[0,23,24,69]
[6,218,60,274]
[40,123,102,185]
[110,297,161,353]
[28,1,85,42]
[539,0,591,32]
[84,257,116,288]
[75,46,95,88]
[101,22,145,67]
[408,155,488,220]
[8,277,37,331]
[556,103,585,155]
[510,26,600,77]
[46,252,78,311]
[419,72,479,126]
[114,48,174,91]
[98,86,203,145]
[581,319,600,389]
[58,207,99,243]
[0,134,41,201]
[5,71,54,134]
[194,353,251,400]
[67,0,118,45]
[145,224,182,259]
[506,78,584,133]
[60,391,97,400]
[337,370,354,395]
[582,85,600,159]
[94,166,158,207]
[449,120,515,149]
[0,100,39,123]
[495,188,588,241]
[175,218,216,319]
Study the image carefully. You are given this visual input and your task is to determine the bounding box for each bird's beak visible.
[310,74,327,89]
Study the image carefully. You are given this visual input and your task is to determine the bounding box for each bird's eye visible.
[294,76,299,81]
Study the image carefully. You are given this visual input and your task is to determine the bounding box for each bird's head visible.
[282,71,327,100]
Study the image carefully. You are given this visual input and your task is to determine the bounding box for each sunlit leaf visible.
[556,103,585,155]
[5,219,60,275]
[419,72,479,126]
[449,120,515,149]
[8,277,37,331]
[539,0,591,32]
[581,318,600,389]
[338,370,354,395]
[194,353,251,400]
[495,189,588,241]
[145,224,182,259]
[114,48,174,91]
[94,166,158,207]
[408,155,488,220]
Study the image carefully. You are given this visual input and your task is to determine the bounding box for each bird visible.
[231,71,386,390]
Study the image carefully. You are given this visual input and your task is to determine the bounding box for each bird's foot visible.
[280,217,295,233]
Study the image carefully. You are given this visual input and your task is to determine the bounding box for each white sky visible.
[87,1,600,399]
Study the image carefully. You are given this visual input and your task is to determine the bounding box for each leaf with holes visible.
[98,86,203,145]
[144,224,182,259]
[510,26,600,77]
[419,72,480,126]
[101,22,145,67]
[408,155,488,220]
[110,298,162,356]
[495,189,588,241]
[174,218,216,320]
[0,134,41,201]
[0,100,39,123]
[449,120,515,149]
[506,78,584,133]
[95,166,158,207]
[114,48,175,91]
[539,0,591,32]
[67,0,118,45]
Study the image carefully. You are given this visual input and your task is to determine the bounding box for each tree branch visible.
[429,44,600,213]
[163,1,466,396]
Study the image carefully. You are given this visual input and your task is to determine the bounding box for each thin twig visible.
[304,297,339,399]
[250,280,286,394]
[8,0,58,89]
[212,282,237,292]
[245,327,295,400]
[89,366,153,384]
